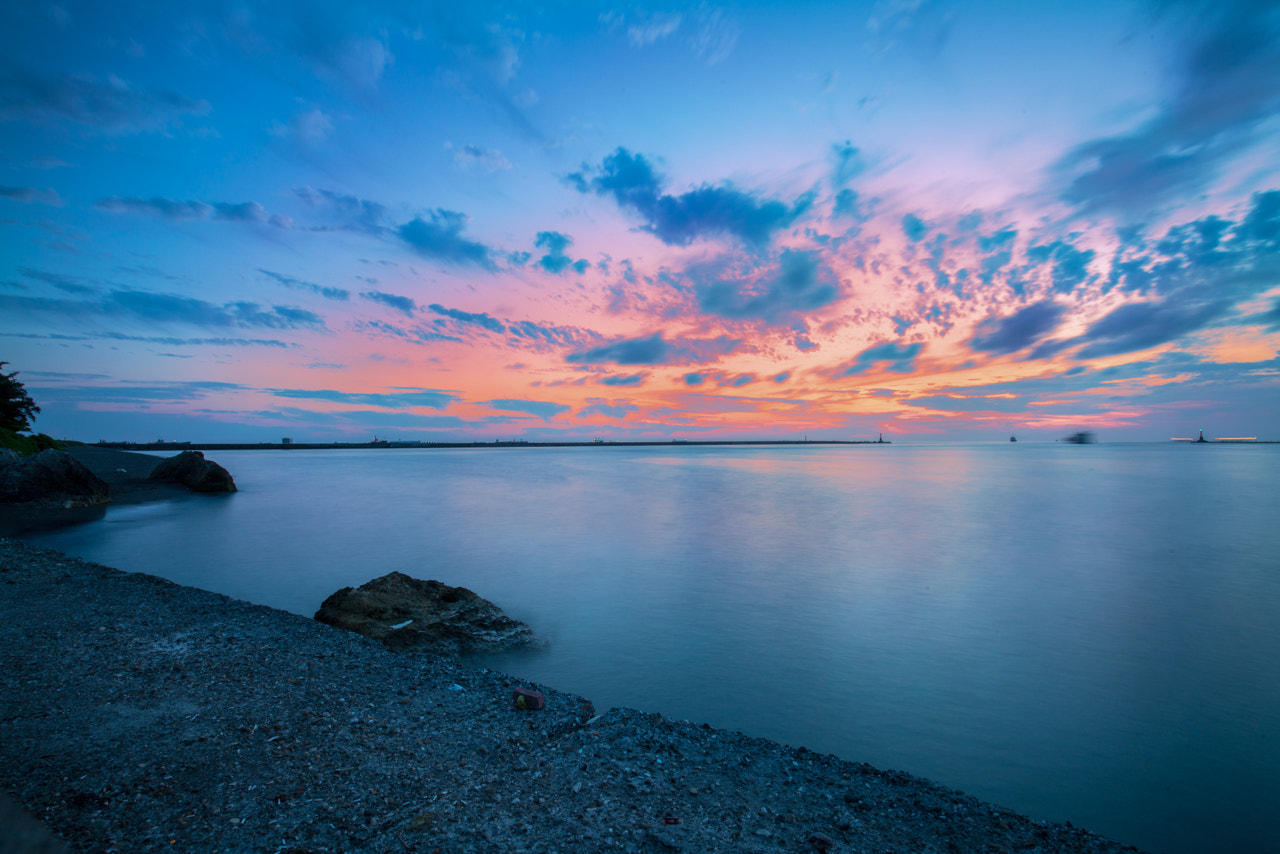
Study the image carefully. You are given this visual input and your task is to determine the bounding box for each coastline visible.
[0,447,203,538]
[0,539,1146,853]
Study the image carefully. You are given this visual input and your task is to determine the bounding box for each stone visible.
[313,571,541,654]
[0,449,110,507]
[147,450,237,493]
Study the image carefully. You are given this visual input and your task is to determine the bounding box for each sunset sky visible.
[3,0,1279,442]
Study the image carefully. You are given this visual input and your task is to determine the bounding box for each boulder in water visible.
[0,449,110,507]
[314,572,540,655]
[147,450,236,493]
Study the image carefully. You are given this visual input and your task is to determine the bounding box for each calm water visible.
[25,443,1280,854]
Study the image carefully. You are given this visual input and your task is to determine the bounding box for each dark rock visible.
[314,571,540,654]
[0,449,110,507]
[0,448,21,469]
[147,450,237,493]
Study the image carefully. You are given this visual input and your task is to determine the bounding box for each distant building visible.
[282,437,292,444]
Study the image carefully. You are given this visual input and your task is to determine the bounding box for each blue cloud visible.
[399,210,495,269]
[0,289,327,330]
[683,372,707,386]
[428,303,506,333]
[535,230,587,274]
[571,147,810,247]
[96,196,288,227]
[832,188,863,220]
[830,140,865,186]
[268,388,458,409]
[505,319,588,347]
[600,373,647,386]
[773,371,790,383]
[360,291,416,316]
[293,187,388,233]
[697,249,841,324]
[0,67,210,133]
[1056,4,1280,216]
[969,301,1065,355]
[1075,299,1231,359]
[487,399,571,418]
[836,341,924,377]
[1026,241,1095,292]
[578,398,640,418]
[902,213,928,242]
[567,333,667,365]
[258,269,349,301]
[0,185,60,205]
[354,319,463,345]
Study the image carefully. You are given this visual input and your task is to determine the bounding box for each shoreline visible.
[0,539,1146,853]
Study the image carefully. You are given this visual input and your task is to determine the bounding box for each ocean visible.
[24,442,1280,854]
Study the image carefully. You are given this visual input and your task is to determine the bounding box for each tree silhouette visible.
[1,363,40,432]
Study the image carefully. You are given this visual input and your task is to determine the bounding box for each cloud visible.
[269,107,333,144]
[568,333,667,365]
[487,399,570,418]
[258,269,350,301]
[1056,3,1280,216]
[0,289,325,330]
[902,213,928,242]
[832,189,863,220]
[96,196,289,228]
[1075,299,1231,359]
[0,68,210,133]
[969,301,1066,355]
[835,340,924,377]
[535,230,583,274]
[0,185,61,205]
[399,210,495,269]
[570,147,811,247]
[269,388,456,410]
[579,397,641,418]
[690,6,740,65]
[293,187,388,233]
[360,290,416,316]
[428,303,505,333]
[353,319,463,345]
[2,331,293,348]
[452,143,511,172]
[830,141,865,187]
[1026,241,1095,293]
[628,12,683,46]
[19,266,95,294]
[696,249,841,324]
[600,373,647,387]
[683,372,707,386]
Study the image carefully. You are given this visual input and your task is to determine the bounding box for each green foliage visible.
[1,363,41,433]
[0,428,63,455]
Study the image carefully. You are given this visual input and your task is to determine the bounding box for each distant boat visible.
[1062,431,1097,444]
[1010,435,1017,443]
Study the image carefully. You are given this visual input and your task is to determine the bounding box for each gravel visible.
[0,538,1148,853]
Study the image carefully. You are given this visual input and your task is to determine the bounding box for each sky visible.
[3,0,1279,443]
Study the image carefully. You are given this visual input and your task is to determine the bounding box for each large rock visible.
[148,450,236,493]
[0,449,110,507]
[314,572,541,654]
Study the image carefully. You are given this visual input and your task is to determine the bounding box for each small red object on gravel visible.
[511,687,544,710]
[662,816,681,825]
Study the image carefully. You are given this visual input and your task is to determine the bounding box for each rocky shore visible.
[0,538,1148,854]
